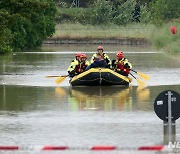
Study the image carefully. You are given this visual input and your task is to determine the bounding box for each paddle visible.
[130,73,146,87]
[46,75,62,78]
[55,75,69,84]
[131,69,150,80]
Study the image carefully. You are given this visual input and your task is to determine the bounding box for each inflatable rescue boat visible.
[70,68,132,86]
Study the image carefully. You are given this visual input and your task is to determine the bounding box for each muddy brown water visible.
[0,44,179,153]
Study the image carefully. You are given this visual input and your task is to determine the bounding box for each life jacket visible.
[90,53,111,69]
[75,63,82,74]
[80,61,89,72]
[75,61,89,73]
[91,53,110,64]
[115,58,130,75]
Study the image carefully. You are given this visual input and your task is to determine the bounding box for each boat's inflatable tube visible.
[70,68,132,86]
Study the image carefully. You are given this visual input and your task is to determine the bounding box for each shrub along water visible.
[150,22,180,55]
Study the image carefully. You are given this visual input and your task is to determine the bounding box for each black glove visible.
[124,63,130,69]
[68,70,75,77]
[108,64,112,69]
[112,59,116,68]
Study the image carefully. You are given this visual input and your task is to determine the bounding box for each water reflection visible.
[55,86,151,112]
[4,84,179,113]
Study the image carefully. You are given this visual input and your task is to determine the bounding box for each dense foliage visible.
[0,0,57,54]
[56,7,92,24]
[151,0,180,24]
[55,0,97,8]
[0,10,12,54]
[56,0,180,25]
[91,0,112,25]
[56,0,143,24]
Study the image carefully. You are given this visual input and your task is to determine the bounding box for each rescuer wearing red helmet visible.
[90,46,111,68]
[112,51,132,76]
[75,52,82,62]
[79,53,90,72]
[68,52,89,77]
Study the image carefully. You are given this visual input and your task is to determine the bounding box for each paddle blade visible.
[137,72,150,80]
[55,76,67,84]
[137,79,146,87]
[127,77,133,83]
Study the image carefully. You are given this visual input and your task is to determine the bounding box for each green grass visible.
[150,22,180,55]
[53,23,154,39]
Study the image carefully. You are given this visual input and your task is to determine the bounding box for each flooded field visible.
[0,44,179,153]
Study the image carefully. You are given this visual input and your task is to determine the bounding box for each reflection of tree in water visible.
[67,86,133,111]
[0,85,40,111]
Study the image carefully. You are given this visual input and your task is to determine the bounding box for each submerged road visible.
[0,44,180,153]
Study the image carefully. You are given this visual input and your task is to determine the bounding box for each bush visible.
[91,0,112,25]
[151,0,180,24]
[139,4,151,24]
[56,8,92,24]
[150,22,180,54]
[112,0,136,25]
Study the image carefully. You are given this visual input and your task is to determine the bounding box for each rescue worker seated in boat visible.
[73,52,82,62]
[112,51,132,76]
[90,46,111,69]
[80,53,90,72]
[86,53,108,70]
[68,53,89,77]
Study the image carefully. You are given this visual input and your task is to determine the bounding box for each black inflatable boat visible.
[70,68,132,86]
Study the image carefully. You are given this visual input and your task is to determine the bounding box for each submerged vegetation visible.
[0,0,180,54]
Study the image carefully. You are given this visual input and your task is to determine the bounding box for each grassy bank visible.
[52,23,180,55]
[150,22,180,55]
[53,23,153,39]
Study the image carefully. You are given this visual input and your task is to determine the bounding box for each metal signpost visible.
[154,90,180,144]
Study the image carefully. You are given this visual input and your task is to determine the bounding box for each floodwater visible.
[0,44,180,153]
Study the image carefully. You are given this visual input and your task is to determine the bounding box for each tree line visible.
[56,0,179,25]
[0,0,179,54]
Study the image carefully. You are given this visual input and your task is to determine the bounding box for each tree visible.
[55,0,97,8]
[151,0,180,24]
[112,0,137,25]
[0,0,57,53]
[91,0,112,25]
[0,9,12,54]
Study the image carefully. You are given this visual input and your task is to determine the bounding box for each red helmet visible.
[75,52,82,57]
[116,51,124,59]
[97,46,104,51]
[80,53,87,59]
